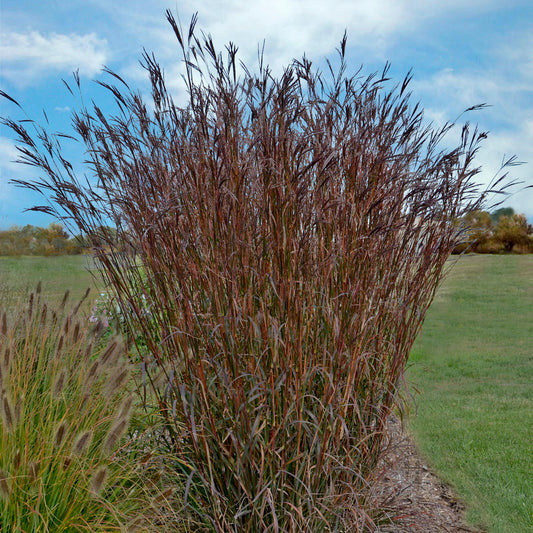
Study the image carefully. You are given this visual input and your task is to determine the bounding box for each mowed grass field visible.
[408,254,533,532]
[0,255,100,310]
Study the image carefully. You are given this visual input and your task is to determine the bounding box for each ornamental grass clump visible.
[0,291,179,532]
[2,11,507,531]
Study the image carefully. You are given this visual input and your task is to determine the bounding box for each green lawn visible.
[408,254,533,532]
[0,255,100,310]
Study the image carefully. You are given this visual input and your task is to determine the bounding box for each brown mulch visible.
[368,416,485,533]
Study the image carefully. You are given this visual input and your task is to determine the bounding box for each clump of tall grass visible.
[1,11,511,531]
[0,288,180,532]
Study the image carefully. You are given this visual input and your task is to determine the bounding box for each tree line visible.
[0,223,88,256]
[454,207,533,254]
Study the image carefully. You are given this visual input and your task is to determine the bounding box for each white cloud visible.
[408,25,533,219]
[0,137,22,210]
[0,136,21,179]
[0,30,109,85]
[0,135,38,197]
[476,118,533,217]
[142,0,507,69]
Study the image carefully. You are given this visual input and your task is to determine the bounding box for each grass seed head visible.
[105,366,130,397]
[57,334,64,353]
[1,395,14,431]
[101,340,119,366]
[151,487,174,509]
[54,420,68,448]
[60,289,70,310]
[53,369,67,398]
[104,417,129,453]
[83,341,94,360]
[29,460,40,482]
[118,394,134,419]
[40,303,48,324]
[73,322,80,343]
[28,292,34,318]
[13,449,21,471]
[2,346,10,372]
[13,396,22,428]
[0,469,10,498]
[72,429,93,456]
[90,466,108,495]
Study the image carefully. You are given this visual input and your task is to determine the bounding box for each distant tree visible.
[454,210,493,253]
[494,214,530,252]
[466,210,492,246]
[0,223,86,256]
[490,207,514,223]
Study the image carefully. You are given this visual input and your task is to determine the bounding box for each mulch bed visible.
[369,416,486,533]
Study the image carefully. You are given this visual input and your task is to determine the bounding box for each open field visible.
[408,254,533,532]
[0,255,99,310]
[0,255,105,327]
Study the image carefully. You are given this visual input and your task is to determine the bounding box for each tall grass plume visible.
[1,10,514,531]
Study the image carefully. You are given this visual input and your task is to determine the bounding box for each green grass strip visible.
[0,255,98,308]
[408,255,533,532]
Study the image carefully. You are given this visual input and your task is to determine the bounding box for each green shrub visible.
[2,11,509,531]
[0,289,179,532]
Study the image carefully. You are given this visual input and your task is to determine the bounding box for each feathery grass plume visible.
[90,466,108,495]
[1,9,516,531]
[40,303,47,324]
[54,420,68,448]
[0,470,10,498]
[72,430,93,456]
[59,289,70,311]
[117,394,134,420]
[57,334,64,353]
[3,347,10,372]
[1,395,14,431]
[71,287,90,316]
[0,291,181,531]
[63,315,70,335]
[72,322,80,343]
[28,461,40,482]
[1,311,6,336]
[105,366,130,397]
[13,449,21,471]
[52,369,67,398]
[86,360,101,383]
[83,341,94,361]
[104,417,129,454]
[100,340,119,367]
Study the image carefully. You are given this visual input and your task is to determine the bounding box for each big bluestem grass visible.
[1,11,514,531]
[0,291,183,532]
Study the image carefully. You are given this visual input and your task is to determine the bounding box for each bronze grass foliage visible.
[1,11,510,531]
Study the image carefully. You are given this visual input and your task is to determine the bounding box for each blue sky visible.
[1,0,532,229]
